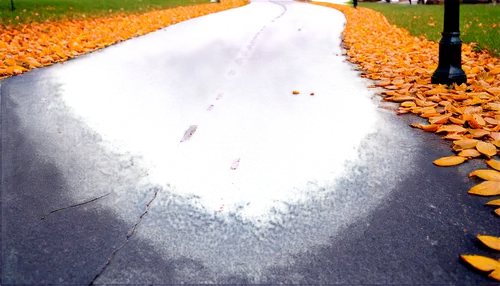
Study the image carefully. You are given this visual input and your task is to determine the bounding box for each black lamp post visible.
[10,0,15,11]
[431,0,466,85]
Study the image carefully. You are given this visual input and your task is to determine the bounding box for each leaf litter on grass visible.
[0,0,248,79]
[312,2,500,281]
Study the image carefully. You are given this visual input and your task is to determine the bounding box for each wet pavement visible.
[1,0,499,284]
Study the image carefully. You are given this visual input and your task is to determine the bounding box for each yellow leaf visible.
[377,80,391,87]
[492,140,500,148]
[392,79,405,86]
[485,199,500,206]
[459,149,482,158]
[468,129,490,138]
[429,114,451,125]
[460,255,500,272]
[292,90,299,94]
[442,133,466,141]
[469,169,500,181]
[490,67,500,75]
[489,268,500,281]
[391,96,416,102]
[469,67,481,74]
[487,87,500,97]
[5,58,16,66]
[496,208,500,217]
[400,101,416,107]
[421,125,440,132]
[468,181,500,196]
[453,139,479,151]
[436,124,467,134]
[486,159,500,171]
[468,114,486,129]
[476,141,497,157]
[433,156,466,167]
[477,235,500,251]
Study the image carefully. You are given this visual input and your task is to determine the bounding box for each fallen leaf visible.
[459,149,482,158]
[468,181,500,196]
[449,117,466,125]
[476,141,497,157]
[477,235,500,251]
[460,255,500,272]
[436,124,467,134]
[429,114,451,125]
[485,199,500,206]
[486,159,500,171]
[391,96,416,102]
[468,114,486,129]
[490,268,500,281]
[442,133,466,140]
[453,139,479,151]
[469,170,500,181]
[293,90,300,94]
[433,156,466,167]
[410,124,439,132]
[468,129,490,138]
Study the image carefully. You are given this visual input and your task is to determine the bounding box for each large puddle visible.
[51,1,379,220]
[58,63,373,214]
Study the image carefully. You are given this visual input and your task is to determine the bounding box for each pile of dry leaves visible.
[313,2,500,281]
[0,0,248,79]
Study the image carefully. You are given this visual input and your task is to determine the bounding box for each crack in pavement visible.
[89,188,159,285]
[40,193,111,220]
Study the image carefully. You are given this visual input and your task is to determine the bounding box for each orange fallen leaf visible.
[468,181,500,196]
[429,114,451,125]
[453,139,479,151]
[490,268,500,280]
[421,125,440,132]
[468,129,490,138]
[292,91,300,94]
[433,156,466,167]
[459,149,482,158]
[468,114,486,129]
[460,255,500,272]
[486,159,500,171]
[485,199,500,206]
[477,235,500,251]
[469,169,500,181]
[436,124,467,134]
[4,58,16,66]
[476,141,497,157]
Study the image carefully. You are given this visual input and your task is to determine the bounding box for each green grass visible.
[0,0,212,26]
[359,2,500,56]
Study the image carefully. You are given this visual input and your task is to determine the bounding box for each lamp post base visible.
[431,67,467,86]
[431,32,467,85]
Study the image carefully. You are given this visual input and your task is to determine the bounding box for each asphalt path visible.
[0,2,500,285]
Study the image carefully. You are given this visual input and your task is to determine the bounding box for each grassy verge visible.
[359,2,500,57]
[0,0,212,26]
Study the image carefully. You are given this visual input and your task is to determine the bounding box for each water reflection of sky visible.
[58,62,373,213]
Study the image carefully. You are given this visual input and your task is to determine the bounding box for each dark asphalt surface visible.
[1,1,500,284]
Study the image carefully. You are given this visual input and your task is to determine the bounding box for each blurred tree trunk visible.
[10,0,15,11]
